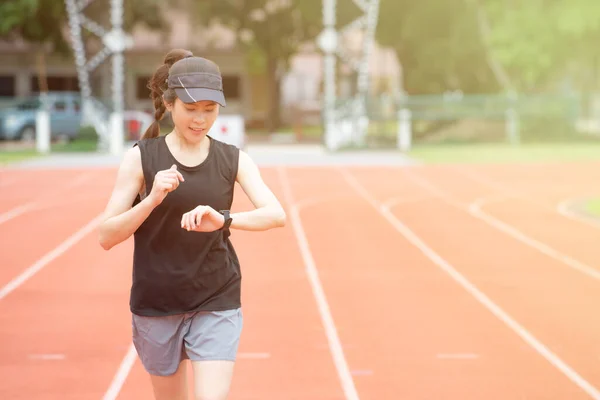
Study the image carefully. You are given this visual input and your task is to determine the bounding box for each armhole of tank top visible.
[135,140,152,199]
[230,144,241,186]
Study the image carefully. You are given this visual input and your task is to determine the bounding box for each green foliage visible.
[0,0,70,54]
[476,0,600,90]
[376,0,496,94]
[0,0,169,55]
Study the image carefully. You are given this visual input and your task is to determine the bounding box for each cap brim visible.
[175,88,226,107]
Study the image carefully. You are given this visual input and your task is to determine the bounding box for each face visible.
[166,98,219,143]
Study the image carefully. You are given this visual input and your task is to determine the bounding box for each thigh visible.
[150,360,189,400]
[191,360,235,400]
[132,313,190,376]
[184,308,243,362]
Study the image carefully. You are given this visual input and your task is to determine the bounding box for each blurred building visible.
[0,10,252,119]
[0,9,400,129]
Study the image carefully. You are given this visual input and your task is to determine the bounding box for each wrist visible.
[219,210,232,230]
[142,194,161,209]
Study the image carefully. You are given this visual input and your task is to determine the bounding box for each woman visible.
[98,49,286,400]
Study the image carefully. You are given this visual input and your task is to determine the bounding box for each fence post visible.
[36,94,51,154]
[397,108,412,151]
[109,112,124,155]
[506,91,520,145]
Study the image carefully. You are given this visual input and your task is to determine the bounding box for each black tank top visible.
[130,135,241,316]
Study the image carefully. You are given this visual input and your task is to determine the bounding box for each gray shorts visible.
[132,308,243,376]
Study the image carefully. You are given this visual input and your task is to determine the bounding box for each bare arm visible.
[230,150,286,231]
[98,146,156,250]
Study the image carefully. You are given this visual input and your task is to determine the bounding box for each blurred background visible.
[0,0,600,161]
[3,2,600,399]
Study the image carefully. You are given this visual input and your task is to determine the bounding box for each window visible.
[31,76,79,92]
[0,76,15,97]
[16,98,41,110]
[52,101,67,112]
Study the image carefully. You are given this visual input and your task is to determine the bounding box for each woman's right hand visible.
[149,164,185,206]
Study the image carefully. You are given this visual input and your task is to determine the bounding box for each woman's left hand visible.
[181,206,224,232]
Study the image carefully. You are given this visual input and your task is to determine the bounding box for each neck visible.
[166,130,209,153]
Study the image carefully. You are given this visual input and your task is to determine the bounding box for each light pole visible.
[317,0,338,151]
[318,0,380,150]
[64,0,132,155]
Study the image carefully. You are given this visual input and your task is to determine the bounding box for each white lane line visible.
[277,166,360,400]
[339,167,600,400]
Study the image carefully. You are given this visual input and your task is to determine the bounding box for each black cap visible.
[167,57,226,107]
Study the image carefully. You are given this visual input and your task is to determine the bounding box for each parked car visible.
[0,92,83,141]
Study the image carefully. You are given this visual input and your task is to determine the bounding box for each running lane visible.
[117,167,345,399]
[284,166,592,399]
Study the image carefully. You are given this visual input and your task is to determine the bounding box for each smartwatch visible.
[219,210,233,230]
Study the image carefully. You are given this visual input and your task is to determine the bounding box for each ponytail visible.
[141,48,193,139]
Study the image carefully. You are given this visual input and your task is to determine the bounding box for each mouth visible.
[189,127,205,133]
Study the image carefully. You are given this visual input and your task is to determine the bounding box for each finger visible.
[164,170,184,183]
[188,211,195,230]
[192,207,205,230]
[183,213,191,230]
[158,182,173,192]
[162,177,178,191]
[186,213,192,231]
[190,212,197,230]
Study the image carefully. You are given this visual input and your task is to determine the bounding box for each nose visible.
[192,112,206,125]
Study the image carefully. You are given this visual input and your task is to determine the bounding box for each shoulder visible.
[210,136,240,154]
[119,145,143,174]
[210,136,241,165]
[209,137,243,181]
[135,137,162,151]
[235,149,260,181]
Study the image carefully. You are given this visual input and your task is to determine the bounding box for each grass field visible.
[584,198,600,218]
[407,142,600,164]
[0,139,97,166]
[3,141,600,167]
[0,149,38,166]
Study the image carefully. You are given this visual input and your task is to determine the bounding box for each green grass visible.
[584,198,600,218]
[0,138,97,166]
[51,138,97,152]
[0,149,40,166]
[407,142,600,164]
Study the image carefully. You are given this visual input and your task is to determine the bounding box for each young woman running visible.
[99,48,286,400]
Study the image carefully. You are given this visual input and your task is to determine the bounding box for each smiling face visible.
[166,97,220,144]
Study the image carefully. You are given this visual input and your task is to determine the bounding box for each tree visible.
[195,0,360,132]
[375,0,497,95]
[468,0,600,92]
[0,0,168,92]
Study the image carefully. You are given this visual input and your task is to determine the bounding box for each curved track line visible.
[339,167,600,400]
[452,166,600,230]
[404,170,600,282]
[556,198,600,230]
[470,197,600,282]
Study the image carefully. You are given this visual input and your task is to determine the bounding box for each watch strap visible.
[219,210,232,231]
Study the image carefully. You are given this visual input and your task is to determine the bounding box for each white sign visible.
[209,115,246,149]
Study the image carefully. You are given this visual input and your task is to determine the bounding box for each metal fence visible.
[339,92,596,149]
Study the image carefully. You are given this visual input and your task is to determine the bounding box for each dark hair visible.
[141,49,193,139]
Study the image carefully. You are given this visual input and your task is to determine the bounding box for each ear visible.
[163,96,173,112]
